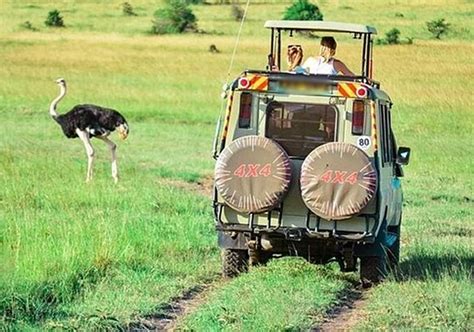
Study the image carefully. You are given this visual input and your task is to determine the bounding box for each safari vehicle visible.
[212,21,410,284]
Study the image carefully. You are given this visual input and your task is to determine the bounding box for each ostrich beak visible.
[117,124,128,140]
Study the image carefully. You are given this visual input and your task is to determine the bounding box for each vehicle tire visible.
[300,142,377,220]
[251,251,272,266]
[222,249,248,278]
[215,135,292,214]
[360,255,387,287]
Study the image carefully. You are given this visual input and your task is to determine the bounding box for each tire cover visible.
[215,136,292,214]
[300,142,377,220]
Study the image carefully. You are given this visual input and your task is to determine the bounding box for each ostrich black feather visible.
[53,104,128,139]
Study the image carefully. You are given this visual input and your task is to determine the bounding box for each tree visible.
[231,4,244,22]
[122,2,137,16]
[426,18,450,39]
[45,9,64,27]
[151,0,197,34]
[385,28,400,44]
[283,0,323,21]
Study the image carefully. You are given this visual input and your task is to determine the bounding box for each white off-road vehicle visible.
[212,21,410,284]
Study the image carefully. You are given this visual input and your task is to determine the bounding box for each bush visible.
[231,4,244,21]
[426,18,450,39]
[151,0,197,34]
[385,28,400,44]
[20,21,38,31]
[283,0,323,21]
[45,9,64,27]
[121,2,137,16]
[376,28,413,45]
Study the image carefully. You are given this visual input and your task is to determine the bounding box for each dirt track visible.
[313,288,369,331]
[135,178,370,331]
[129,283,217,331]
[129,281,369,331]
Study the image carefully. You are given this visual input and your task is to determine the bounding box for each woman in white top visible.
[302,36,354,76]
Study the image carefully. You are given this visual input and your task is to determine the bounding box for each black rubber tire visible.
[360,255,388,287]
[222,249,248,278]
[250,251,272,266]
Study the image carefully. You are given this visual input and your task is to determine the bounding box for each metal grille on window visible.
[266,101,337,158]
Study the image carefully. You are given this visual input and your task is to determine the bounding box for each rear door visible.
[377,101,400,225]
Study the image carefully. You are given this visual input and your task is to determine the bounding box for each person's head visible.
[319,36,337,62]
[287,44,303,71]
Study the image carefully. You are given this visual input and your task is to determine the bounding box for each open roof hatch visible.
[265,20,377,79]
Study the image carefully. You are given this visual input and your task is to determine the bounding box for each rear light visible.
[238,93,252,128]
[238,77,250,89]
[356,86,368,98]
[352,100,365,135]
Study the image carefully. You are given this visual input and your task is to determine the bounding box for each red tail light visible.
[238,93,252,128]
[352,100,365,135]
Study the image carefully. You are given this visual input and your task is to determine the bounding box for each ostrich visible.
[49,78,129,183]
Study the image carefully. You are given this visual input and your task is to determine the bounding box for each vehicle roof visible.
[264,20,377,34]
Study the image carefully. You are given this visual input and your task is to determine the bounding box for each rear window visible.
[266,101,337,157]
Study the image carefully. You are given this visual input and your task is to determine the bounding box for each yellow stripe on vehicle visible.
[370,101,378,151]
[243,74,268,91]
[338,83,360,98]
[252,76,268,91]
[221,92,234,141]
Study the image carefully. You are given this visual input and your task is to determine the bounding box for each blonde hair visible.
[319,36,337,63]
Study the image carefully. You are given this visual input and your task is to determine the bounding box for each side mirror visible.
[396,146,411,166]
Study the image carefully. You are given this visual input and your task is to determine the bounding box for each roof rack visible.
[264,21,377,34]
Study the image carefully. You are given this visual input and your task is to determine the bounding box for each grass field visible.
[1,0,473,330]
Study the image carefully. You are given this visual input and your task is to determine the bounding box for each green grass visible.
[179,259,353,331]
[0,111,218,329]
[0,135,220,329]
[1,0,473,330]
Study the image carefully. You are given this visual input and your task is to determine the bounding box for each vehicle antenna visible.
[226,0,251,83]
[212,0,251,158]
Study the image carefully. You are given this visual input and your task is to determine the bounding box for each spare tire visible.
[215,136,292,214]
[300,142,377,220]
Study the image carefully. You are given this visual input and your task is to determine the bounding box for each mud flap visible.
[354,221,387,257]
[217,231,248,250]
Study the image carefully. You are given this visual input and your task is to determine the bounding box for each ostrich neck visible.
[49,84,67,117]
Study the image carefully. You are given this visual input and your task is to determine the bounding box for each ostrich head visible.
[117,120,129,140]
[56,77,66,87]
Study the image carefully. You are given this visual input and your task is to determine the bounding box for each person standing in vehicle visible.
[303,36,354,76]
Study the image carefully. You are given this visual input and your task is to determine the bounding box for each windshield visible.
[265,101,337,158]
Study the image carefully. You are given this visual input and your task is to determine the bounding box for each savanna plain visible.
[0,0,473,330]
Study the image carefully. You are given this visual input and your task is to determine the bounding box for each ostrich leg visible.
[76,129,95,182]
[98,136,119,183]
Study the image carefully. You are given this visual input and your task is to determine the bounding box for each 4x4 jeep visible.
[212,21,411,284]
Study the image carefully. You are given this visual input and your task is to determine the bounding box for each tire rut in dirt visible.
[128,282,216,331]
[312,287,369,332]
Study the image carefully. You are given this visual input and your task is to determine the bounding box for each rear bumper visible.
[214,202,379,244]
[217,226,388,258]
